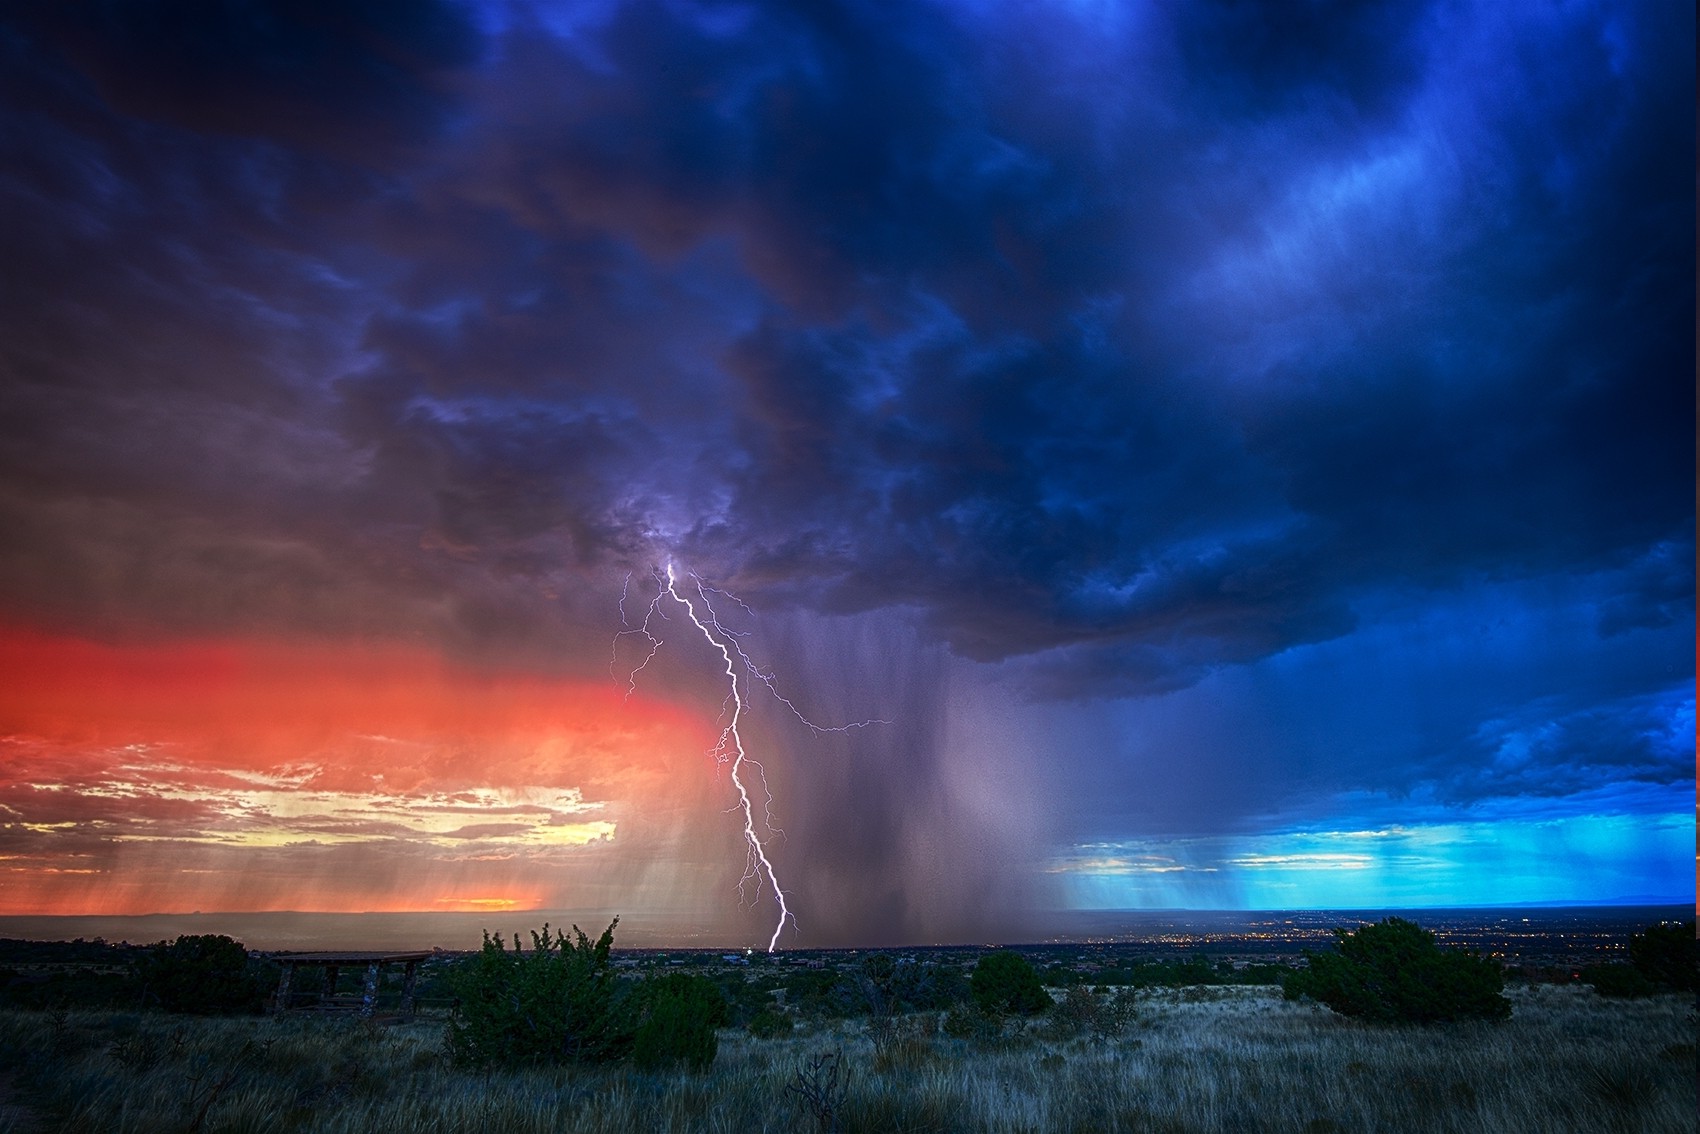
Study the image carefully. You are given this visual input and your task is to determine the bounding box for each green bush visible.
[446,920,632,1068]
[1282,917,1510,1024]
[1629,921,1697,992]
[971,951,1051,1016]
[631,973,727,1071]
[134,935,271,1015]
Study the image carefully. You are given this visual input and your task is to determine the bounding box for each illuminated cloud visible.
[1055,817,1694,910]
[0,631,705,917]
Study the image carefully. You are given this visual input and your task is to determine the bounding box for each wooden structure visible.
[270,951,431,1019]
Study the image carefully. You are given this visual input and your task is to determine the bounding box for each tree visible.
[971,950,1050,1015]
[135,934,270,1015]
[1628,920,1697,992]
[1282,917,1510,1024]
[446,920,633,1068]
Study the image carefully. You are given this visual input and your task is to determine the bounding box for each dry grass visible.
[0,984,1690,1133]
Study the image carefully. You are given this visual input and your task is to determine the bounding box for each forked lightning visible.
[613,562,883,952]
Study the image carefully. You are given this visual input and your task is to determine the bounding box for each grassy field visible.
[0,984,1691,1133]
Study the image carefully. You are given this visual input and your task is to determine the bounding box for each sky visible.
[0,0,1692,949]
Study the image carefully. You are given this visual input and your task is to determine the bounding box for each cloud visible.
[0,0,1690,923]
[16,0,483,163]
[1166,0,1433,120]
[0,0,1687,682]
[1055,814,1694,909]
[1445,688,1695,805]
[1024,568,1694,843]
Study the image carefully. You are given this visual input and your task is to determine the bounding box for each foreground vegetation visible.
[1,918,1689,1131]
[0,982,1691,1133]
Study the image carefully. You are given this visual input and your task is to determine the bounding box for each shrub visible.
[446,920,632,1068]
[1047,985,1137,1039]
[716,973,777,1026]
[1047,985,1101,1038]
[781,970,845,1017]
[630,973,727,1071]
[747,1005,794,1038]
[787,1049,847,1133]
[1629,921,1697,992]
[888,958,971,1013]
[785,955,973,1020]
[1282,917,1510,1024]
[1581,963,1662,999]
[971,951,1051,1016]
[943,1003,1004,1041]
[134,935,270,1015]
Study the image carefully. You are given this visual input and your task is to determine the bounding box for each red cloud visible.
[0,627,718,915]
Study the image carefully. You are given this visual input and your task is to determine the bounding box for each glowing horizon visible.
[0,626,726,919]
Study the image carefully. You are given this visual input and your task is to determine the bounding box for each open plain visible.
[0,982,1691,1134]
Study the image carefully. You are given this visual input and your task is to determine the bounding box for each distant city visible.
[1030,906,1692,969]
[0,904,1686,968]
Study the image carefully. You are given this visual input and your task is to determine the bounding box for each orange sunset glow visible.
[0,628,718,917]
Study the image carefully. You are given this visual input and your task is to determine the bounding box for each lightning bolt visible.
[613,561,885,952]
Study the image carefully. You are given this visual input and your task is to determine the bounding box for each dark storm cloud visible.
[17,0,483,163]
[1595,538,1693,638]
[7,0,1684,682]
[0,0,1691,920]
[1443,686,1694,804]
[456,0,1124,323]
[1167,0,1431,119]
[328,0,1687,693]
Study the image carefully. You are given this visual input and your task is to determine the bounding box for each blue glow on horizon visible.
[1056,812,1695,910]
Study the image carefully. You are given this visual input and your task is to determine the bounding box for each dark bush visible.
[446,920,632,1068]
[1282,917,1510,1024]
[0,966,137,1011]
[135,935,270,1015]
[714,973,776,1026]
[1629,921,1697,992]
[780,969,845,1017]
[942,1003,1004,1041]
[747,1005,794,1038]
[971,951,1051,1016]
[1581,963,1663,998]
[888,958,971,1012]
[1047,985,1137,1039]
[857,953,897,1017]
[630,973,727,1071]
[1088,955,1293,988]
[0,938,158,1010]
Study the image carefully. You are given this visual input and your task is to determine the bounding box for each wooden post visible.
[324,965,340,1005]
[272,962,295,1014]
[360,961,381,1018]
[399,960,420,1019]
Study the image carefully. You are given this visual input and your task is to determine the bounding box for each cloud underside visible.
[0,0,1687,687]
